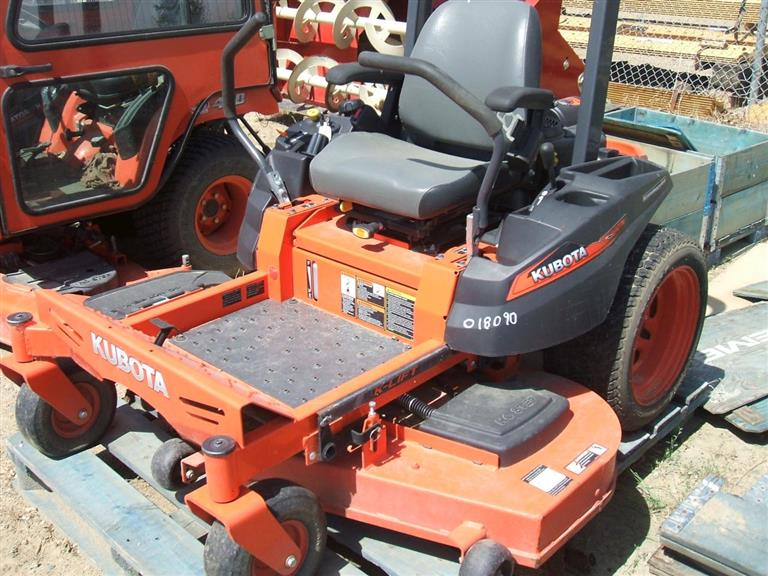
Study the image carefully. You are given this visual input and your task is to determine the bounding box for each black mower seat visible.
[309,0,542,222]
[309,132,485,220]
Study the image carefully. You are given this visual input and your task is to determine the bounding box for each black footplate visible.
[3,251,117,295]
[85,270,230,319]
[419,378,568,465]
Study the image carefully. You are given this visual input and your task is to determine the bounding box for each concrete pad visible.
[706,240,768,316]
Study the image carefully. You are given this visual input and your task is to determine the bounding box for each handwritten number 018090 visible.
[462,312,517,330]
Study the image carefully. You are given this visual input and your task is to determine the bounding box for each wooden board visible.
[607,83,726,118]
[699,302,768,415]
[659,475,768,576]
[563,0,764,26]
[725,395,768,433]
[8,434,206,576]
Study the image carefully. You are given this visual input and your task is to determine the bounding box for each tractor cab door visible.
[0,0,273,239]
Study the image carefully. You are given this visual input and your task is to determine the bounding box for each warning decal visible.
[357,302,385,328]
[341,274,356,317]
[358,279,385,307]
[386,288,415,339]
[566,444,607,475]
[339,273,415,339]
[523,465,572,496]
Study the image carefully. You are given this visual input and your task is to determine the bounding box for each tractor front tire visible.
[133,132,256,274]
[15,371,117,459]
[544,226,707,431]
[204,480,326,576]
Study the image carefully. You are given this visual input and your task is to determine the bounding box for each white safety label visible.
[523,465,572,496]
[566,444,608,475]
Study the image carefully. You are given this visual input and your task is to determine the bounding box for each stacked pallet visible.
[561,0,766,120]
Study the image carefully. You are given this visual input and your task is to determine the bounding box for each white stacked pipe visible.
[274,0,404,110]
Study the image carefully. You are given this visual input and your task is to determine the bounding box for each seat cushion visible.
[309,133,485,220]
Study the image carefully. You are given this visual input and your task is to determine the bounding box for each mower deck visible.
[172,298,408,408]
[6,369,715,575]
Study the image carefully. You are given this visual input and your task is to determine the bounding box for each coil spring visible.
[397,393,435,420]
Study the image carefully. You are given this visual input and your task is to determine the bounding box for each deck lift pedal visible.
[2,2,708,575]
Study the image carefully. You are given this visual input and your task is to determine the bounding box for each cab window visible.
[6,71,171,213]
[15,0,247,44]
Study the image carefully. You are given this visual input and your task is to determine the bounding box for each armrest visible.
[358,51,502,138]
[325,62,404,86]
[485,86,554,113]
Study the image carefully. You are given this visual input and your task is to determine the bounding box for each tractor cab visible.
[0,0,276,278]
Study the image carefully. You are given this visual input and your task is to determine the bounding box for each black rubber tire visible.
[131,131,256,274]
[204,480,326,576]
[459,539,515,576]
[15,370,117,459]
[544,226,707,431]
[150,437,196,491]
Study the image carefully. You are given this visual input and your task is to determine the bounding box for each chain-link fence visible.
[561,0,768,132]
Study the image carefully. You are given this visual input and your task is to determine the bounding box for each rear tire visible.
[544,226,707,431]
[132,132,256,274]
[15,370,117,458]
[204,480,326,576]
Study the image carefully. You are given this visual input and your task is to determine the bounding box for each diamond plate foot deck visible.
[173,299,409,408]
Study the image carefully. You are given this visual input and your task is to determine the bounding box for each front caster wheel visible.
[460,539,515,576]
[204,480,326,576]
[151,437,196,490]
[15,370,117,459]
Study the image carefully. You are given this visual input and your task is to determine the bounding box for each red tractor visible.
[0,0,280,272]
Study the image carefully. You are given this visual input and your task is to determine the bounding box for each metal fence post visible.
[748,0,768,104]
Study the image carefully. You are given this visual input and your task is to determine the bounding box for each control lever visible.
[339,99,364,117]
[539,142,558,189]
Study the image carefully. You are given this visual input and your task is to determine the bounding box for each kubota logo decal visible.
[530,246,588,283]
[91,333,169,398]
[507,217,626,300]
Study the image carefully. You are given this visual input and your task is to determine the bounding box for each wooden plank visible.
[10,452,134,575]
[712,180,768,241]
[648,547,709,576]
[606,83,725,118]
[7,434,206,576]
[660,491,768,575]
[561,29,754,65]
[329,517,460,576]
[700,302,768,415]
[725,396,768,433]
[562,0,763,25]
[654,209,705,241]
[560,15,758,46]
[718,139,768,197]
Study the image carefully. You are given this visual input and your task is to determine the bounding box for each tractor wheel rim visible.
[194,175,251,256]
[250,520,309,576]
[629,265,700,406]
[50,382,100,438]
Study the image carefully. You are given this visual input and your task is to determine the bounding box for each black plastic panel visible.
[419,378,568,466]
[4,251,116,295]
[172,299,408,408]
[84,270,230,319]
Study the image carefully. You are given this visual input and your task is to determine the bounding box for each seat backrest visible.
[399,0,542,154]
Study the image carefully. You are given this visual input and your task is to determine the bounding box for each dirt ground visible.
[1,231,766,575]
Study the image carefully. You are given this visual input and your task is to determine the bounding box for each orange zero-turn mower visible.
[2,2,707,575]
